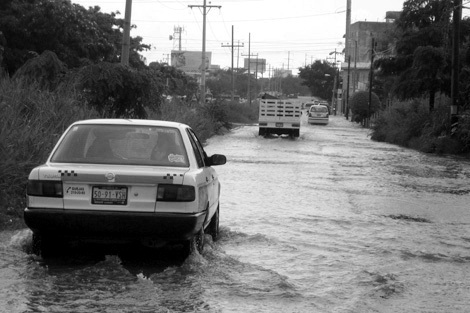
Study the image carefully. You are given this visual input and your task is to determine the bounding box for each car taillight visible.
[157,185,195,202]
[27,180,63,197]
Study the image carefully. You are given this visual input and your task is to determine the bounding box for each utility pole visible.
[353,40,358,93]
[329,49,342,114]
[170,26,184,51]
[343,0,351,115]
[345,0,351,57]
[287,51,291,70]
[188,0,221,105]
[451,0,462,127]
[241,33,257,105]
[222,25,244,101]
[346,55,351,120]
[367,37,376,127]
[248,33,251,105]
[268,64,271,90]
[332,72,337,115]
[242,48,259,104]
[237,40,242,68]
[121,0,132,65]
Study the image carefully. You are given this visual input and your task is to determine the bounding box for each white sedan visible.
[307,105,329,125]
[24,119,226,257]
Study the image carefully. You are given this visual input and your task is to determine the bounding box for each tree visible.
[396,46,447,110]
[206,69,233,98]
[0,0,150,74]
[149,62,198,100]
[279,74,311,96]
[298,60,335,100]
[375,0,453,111]
[77,62,157,118]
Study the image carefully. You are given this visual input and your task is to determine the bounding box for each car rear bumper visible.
[24,208,206,242]
[308,118,329,124]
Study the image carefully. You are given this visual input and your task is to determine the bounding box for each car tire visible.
[31,233,42,256]
[207,206,220,241]
[32,234,59,257]
[183,227,205,256]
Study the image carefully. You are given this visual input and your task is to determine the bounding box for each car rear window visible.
[310,106,328,113]
[50,124,189,167]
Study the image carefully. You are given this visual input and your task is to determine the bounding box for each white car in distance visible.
[307,105,329,125]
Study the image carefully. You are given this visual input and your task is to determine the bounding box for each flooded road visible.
[2,114,470,312]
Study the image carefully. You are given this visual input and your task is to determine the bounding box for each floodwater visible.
[1,114,470,313]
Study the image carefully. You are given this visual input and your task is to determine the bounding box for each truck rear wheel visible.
[258,128,265,136]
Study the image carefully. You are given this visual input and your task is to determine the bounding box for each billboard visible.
[171,50,211,75]
[244,58,266,74]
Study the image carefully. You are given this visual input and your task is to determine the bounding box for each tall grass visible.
[0,77,100,228]
[150,98,259,143]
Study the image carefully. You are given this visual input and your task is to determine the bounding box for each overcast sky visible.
[70,0,422,74]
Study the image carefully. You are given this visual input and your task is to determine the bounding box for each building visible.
[340,11,399,114]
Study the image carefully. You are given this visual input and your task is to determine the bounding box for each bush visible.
[223,100,259,124]
[453,112,470,151]
[371,99,431,146]
[349,90,381,123]
[12,50,66,91]
[371,98,470,155]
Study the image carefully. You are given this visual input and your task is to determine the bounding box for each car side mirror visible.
[206,154,226,166]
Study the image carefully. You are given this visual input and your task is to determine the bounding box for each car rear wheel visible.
[183,227,205,256]
[31,233,42,256]
[31,233,61,257]
[207,206,220,241]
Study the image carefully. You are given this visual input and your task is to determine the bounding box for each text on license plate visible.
[92,186,127,205]
[275,122,283,127]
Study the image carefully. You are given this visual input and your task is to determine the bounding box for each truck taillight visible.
[157,185,195,202]
[27,180,63,197]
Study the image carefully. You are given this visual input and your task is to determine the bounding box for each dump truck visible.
[258,99,302,137]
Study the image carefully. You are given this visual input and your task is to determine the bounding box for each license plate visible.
[92,186,127,205]
[275,122,283,127]
[317,114,322,117]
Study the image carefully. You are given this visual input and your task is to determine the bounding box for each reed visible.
[0,77,99,229]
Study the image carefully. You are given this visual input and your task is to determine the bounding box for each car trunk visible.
[39,164,188,212]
